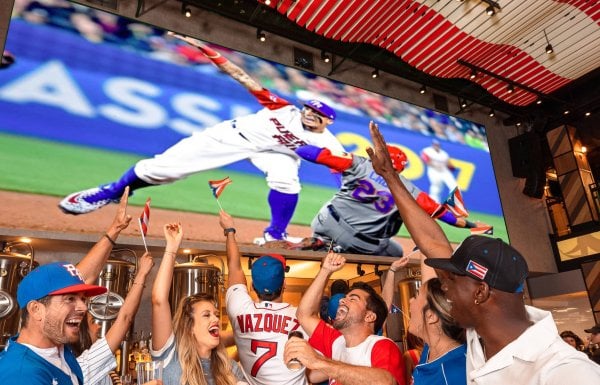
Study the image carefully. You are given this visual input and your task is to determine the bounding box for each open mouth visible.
[335,306,348,320]
[65,317,82,331]
[208,325,220,338]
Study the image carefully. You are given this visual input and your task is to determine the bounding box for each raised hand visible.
[137,251,154,276]
[366,121,395,178]
[110,186,132,232]
[322,252,346,273]
[163,222,183,250]
[390,255,409,271]
[168,32,206,49]
[219,210,235,230]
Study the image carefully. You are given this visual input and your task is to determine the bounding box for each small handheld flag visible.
[138,197,151,252]
[208,177,232,210]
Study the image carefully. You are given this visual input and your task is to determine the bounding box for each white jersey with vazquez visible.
[134,88,343,184]
[226,284,308,385]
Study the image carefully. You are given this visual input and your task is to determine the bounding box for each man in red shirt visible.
[285,253,405,385]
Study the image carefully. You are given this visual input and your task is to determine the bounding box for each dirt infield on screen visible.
[0,132,508,244]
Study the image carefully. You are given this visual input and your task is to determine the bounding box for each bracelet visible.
[104,233,117,246]
[132,282,146,288]
[223,227,236,236]
[389,268,397,273]
[164,251,177,257]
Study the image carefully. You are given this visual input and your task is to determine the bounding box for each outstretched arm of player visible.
[367,122,453,260]
[219,210,246,287]
[297,253,346,336]
[77,187,132,284]
[296,145,353,173]
[171,33,262,92]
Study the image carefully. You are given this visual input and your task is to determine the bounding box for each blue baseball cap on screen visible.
[17,262,107,307]
[303,100,336,120]
[252,254,286,295]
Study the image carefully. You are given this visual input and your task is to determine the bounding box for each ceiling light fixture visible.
[486,6,495,16]
[469,69,477,79]
[419,85,426,94]
[321,50,331,63]
[563,110,570,115]
[264,0,272,5]
[371,68,379,79]
[489,109,495,117]
[460,98,468,108]
[543,29,553,54]
[536,98,542,105]
[507,84,514,93]
[182,3,192,18]
[256,29,266,42]
[585,112,591,117]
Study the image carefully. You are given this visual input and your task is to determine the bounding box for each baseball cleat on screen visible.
[470,224,494,235]
[253,232,304,246]
[59,185,120,215]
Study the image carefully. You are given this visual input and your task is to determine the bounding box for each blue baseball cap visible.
[303,100,336,120]
[17,262,107,307]
[251,254,286,295]
[327,293,345,322]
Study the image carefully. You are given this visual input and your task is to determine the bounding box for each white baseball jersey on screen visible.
[226,284,308,385]
[134,88,343,185]
[421,146,450,171]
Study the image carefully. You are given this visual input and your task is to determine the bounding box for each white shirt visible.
[421,146,450,171]
[22,343,80,385]
[76,337,116,385]
[226,284,308,385]
[466,305,600,385]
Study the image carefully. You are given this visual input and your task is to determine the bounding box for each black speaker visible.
[522,166,546,198]
[509,132,537,178]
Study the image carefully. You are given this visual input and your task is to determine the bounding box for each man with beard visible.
[285,252,405,385]
[366,121,600,385]
[0,262,107,384]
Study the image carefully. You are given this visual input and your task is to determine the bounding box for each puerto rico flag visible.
[208,177,232,198]
[390,304,402,314]
[139,198,151,237]
[466,260,488,280]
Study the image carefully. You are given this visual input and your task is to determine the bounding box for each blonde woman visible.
[151,223,247,385]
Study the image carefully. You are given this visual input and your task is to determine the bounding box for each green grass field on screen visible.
[0,132,508,243]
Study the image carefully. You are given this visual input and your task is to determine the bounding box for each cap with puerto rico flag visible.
[424,235,529,293]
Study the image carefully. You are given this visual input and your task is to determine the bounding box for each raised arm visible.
[78,187,132,283]
[104,251,154,352]
[366,122,453,259]
[219,210,246,287]
[297,252,345,336]
[171,33,262,92]
[151,223,183,350]
[382,256,409,310]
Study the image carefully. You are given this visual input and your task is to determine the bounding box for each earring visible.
[474,299,480,305]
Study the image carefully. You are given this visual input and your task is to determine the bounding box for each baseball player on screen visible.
[219,210,308,385]
[59,34,344,243]
[295,144,493,256]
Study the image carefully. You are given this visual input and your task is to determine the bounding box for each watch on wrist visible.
[224,227,236,236]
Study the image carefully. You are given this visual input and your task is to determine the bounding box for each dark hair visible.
[69,316,93,356]
[254,286,283,302]
[20,295,52,327]
[560,330,585,349]
[331,279,349,296]
[349,281,387,334]
[423,279,465,343]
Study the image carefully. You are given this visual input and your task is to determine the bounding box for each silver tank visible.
[0,242,36,348]
[395,269,421,347]
[88,249,136,337]
[169,255,224,315]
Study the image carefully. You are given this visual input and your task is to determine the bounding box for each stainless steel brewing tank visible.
[0,242,36,348]
[396,271,422,343]
[89,249,136,337]
[169,256,224,315]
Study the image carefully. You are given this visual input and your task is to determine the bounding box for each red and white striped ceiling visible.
[260,0,600,106]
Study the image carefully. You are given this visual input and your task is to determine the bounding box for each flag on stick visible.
[208,177,232,210]
[138,197,151,252]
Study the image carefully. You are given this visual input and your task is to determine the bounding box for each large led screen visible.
[0,1,508,251]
